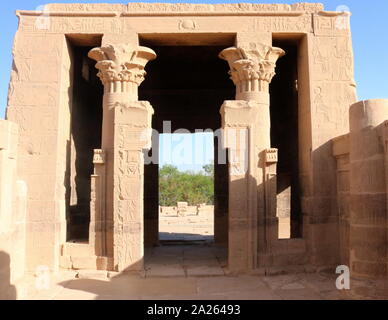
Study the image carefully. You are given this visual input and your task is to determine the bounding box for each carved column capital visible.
[264,148,278,164]
[88,43,156,98]
[93,149,105,165]
[219,43,285,100]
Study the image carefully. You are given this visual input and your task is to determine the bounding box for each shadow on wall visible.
[0,251,17,300]
[310,139,341,267]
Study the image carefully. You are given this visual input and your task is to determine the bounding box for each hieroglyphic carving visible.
[117,175,140,201]
[49,17,111,33]
[311,35,357,138]
[116,125,149,150]
[312,36,354,82]
[256,15,312,32]
[314,86,330,124]
[111,100,154,271]
[114,101,154,128]
[117,199,139,222]
[313,13,350,36]
[45,3,125,12]
[291,3,324,13]
[18,15,122,34]
[118,149,141,176]
[312,82,357,137]
[115,221,141,271]
[42,3,323,13]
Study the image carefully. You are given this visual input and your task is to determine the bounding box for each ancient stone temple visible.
[1,2,388,298]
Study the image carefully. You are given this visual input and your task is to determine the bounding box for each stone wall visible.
[6,32,72,272]
[333,99,388,297]
[0,120,27,299]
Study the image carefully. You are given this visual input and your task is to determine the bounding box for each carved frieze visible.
[256,15,312,32]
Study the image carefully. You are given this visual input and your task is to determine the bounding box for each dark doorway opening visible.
[67,39,103,241]
[270,38,302,239]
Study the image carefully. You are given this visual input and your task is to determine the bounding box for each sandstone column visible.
[89,44,156,272]
[349,100,388,283]
[219,43,284,272]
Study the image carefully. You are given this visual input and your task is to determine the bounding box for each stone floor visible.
[13,244,351,300]
[144,243,227,277]
[14,269,349,300]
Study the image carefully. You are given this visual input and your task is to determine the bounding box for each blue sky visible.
[1,1,387,171]
[159,132,214,172]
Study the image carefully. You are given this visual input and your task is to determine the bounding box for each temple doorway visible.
[158,132,215,243]
[138,36,234,275]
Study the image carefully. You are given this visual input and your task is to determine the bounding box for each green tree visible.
[202,164,214,176]
[159,165,214,206]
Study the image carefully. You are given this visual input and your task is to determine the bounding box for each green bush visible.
[159,165,214,206]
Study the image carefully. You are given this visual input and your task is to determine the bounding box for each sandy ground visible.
[159,208,214,241]
[159,208,290,240]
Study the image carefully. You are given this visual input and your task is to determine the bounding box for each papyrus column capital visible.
[88,43,156,99]
[219,43,285,100]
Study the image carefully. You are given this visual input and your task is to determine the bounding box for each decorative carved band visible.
[88,43,156,95]
[219,43,285,99]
